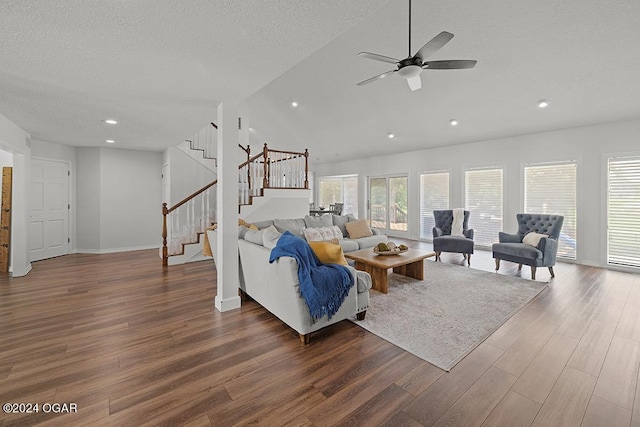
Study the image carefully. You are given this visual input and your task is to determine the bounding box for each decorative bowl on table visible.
[373,241,409,255]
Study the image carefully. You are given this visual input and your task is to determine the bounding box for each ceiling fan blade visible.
[406,75,422,91]
[357,52,400,64]
[414,31,454,61]
[357,69,397,86]
[422,60,477,69]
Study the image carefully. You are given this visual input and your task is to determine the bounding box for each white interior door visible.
[29,159,70,261]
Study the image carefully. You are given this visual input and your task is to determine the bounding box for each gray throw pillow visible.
[244,228,264,245]
[262,225,282,249]
[304,214,333,228]
[332,214,357,236]
[273,218,306,237]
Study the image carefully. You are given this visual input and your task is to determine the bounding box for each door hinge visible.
[68,204,70,209]
[68,170,70,176]
[238,117,242,130]
[68,237,70,243]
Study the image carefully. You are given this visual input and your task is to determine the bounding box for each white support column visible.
[215,101,241,312]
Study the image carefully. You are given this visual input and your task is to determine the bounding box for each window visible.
[317,175,358,216]
[368,176,408,231]
[525,162,577,259]
[419,172,450,240]
[465,168,503,247]
[608,156,640,268]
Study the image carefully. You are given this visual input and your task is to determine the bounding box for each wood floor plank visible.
[401,343,504,426]
[511,333,579,404]
[432,366,517,427]
[567,319,618,377]
[333,384,415,427]
[531,367,597,427]
[483,306,545,350]
[395,361,446,397]
[582,395,632,427]
[492,319,557,376]
[593,336,640,410]
[481,391,541,427]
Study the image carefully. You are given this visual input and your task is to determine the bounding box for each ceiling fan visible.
[357,0,477,91]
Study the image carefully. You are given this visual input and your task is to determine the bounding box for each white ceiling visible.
[2,0,640,165]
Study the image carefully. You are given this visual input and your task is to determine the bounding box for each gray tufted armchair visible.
[432,210,474,266]
[492,214,564,280]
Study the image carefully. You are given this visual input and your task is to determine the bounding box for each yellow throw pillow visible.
[345,218,373,239]
[308,241,348,266]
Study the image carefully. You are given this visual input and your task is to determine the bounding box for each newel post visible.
[162,203,169,267]
[262,143,269,189]
[304,148,309,189]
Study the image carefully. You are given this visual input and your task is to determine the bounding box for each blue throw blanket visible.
[269,231,354,321]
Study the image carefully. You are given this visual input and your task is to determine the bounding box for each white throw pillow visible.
[523,232,547,247]
[244,228,264,245]
[262,225,282,249]
[302,226,343,242]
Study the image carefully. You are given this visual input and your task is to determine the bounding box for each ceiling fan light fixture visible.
[397,64,422,79]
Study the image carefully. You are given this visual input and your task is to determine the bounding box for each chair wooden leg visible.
[299,333,310,345]
[436,251,441,262]
[467,254,471,266]
[356,310,367,320]
[548,266,555,278]
[518,263,522,271]
[495,258,500,271]
[531,266,537,280]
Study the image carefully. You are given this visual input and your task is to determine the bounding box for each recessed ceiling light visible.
[291,101,298,107]
[450,119,459,126]
[537,99,550,108]
[104,119,118,125]
[106,139,115,144]
[388,133,395,139]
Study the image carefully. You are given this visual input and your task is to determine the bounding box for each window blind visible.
[525,162,577,259]
[608,156,640,268]
[419,172,450,240]
[465,168,503,247]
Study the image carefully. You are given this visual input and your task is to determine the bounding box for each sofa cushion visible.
[273,218,306,237]
[304,214,333,228]
[308,241,348,266]
[262,225,282,249]
[345,219,373,239]
[339,239,360,253]
[523,231,547,247]
[492,242,542,260]
[354,234,388,250]
[252,219,274,229]
[332,214,357,236]
[244,228,264,245]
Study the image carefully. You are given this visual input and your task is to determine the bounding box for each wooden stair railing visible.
[162,143,309,266]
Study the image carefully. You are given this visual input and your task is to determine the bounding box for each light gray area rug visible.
[353,262,548,371]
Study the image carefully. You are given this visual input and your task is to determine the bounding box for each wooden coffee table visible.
[344,248,436,294]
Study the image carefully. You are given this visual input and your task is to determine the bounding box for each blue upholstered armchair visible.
[432,210,474,266]
[492,214,564,280]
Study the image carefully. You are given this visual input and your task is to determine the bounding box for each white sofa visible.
[237,238,372,344]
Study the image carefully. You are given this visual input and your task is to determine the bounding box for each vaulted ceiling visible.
[2,0,640,165]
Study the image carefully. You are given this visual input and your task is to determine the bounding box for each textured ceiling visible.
[0,0,391,150]
[2,0,640,163]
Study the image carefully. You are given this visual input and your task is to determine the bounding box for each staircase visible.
[162,136,309,266]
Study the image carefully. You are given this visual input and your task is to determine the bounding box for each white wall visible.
[0,112,31,276]
[313,119,640,268]
[99,148,162,251]
[75,147,162,253]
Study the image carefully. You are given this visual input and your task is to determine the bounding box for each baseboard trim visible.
[75,244,160,254]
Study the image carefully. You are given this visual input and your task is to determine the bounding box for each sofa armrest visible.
[433,227,444,238]
[464,229,474,240]
[499,232,521,243]
[371,228,382,235]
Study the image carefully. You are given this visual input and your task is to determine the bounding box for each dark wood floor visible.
[1,241,639,426]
